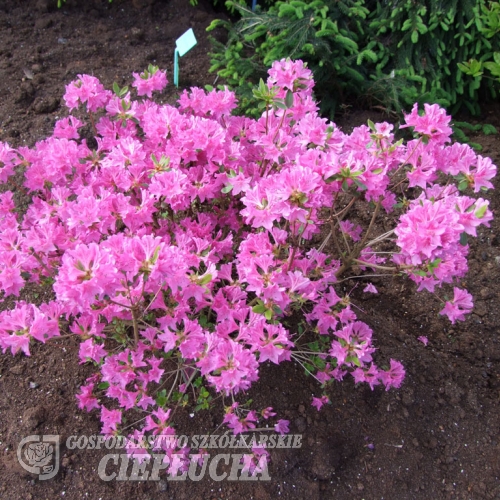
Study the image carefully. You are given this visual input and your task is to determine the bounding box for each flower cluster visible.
[0,60,495,461]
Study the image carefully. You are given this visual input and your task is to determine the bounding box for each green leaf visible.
[278,4,296,17]
[273,99,287,110]
[252,304,267,314]
[308,341,320,351]
[482,124,498,135]
[459,59,484,77]
[264,309,273,320]
[428,258,442,271]
[334,34,358,53]
[346,355,361,367]
[198,274,212,285]
[151,245,161,264]
[156,389,167,407]
[357,49,378,65]
[285,89,294,109]
[484,60,500,78]
[401,19,412,31]
[413,270,427,277]
[353,179,368,190]
[459,232,468,246]
[221,184,233,194]
[303,362,315,375]
[475,204,488,218]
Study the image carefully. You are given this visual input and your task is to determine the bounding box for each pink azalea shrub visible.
[0,59,495,472]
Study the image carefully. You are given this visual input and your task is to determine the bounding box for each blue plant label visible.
[176,29,197,57]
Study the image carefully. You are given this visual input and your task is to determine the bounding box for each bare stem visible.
[131,306,140,347]
[30,250,53,277]
[358,200,382,250]
[335,200,382,278]
[352,258,412,272]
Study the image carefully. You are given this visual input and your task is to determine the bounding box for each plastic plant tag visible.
[174,28,197,87]
[176,28,197,57]
[174,49,179,87]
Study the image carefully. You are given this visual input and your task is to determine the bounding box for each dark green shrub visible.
[208,0,500,118]
[459,0,500,100]
[207,0,380,117]
[369,0,500,115]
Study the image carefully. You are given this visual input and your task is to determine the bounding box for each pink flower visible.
[53,116,83,140]
[274,419,290,435]
[339,220,362,241]
[267,58,314,93]
[363,283,378,294]
[124,430,151,464]
[439,288,473,324]
[178,86,236,121]
[240,185,288,231]
[64,74,111,112]
[378,359,405,390]
[394,199,462,265]
[76,383,100,411]
[402,103,452,145]
[331,321,375,365]
[261,407,276,419]
[132,66,168,98]
[168,449,191,476]
[241,445,270,476]
[0,332,30,356]
[311,395,329,411]
[205,339,260,395]
[54,243,117,312]
[417,336,429,346]
[145,357,164,384]
[144,408,173,437]
[79,338,107,364]
[472,155,496,192]
[0,142,19,183]
[223,410,257,435]
[360,364,380,390]
[239,319,293,365]
[100,407,122,436]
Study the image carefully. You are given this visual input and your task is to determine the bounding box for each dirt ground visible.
[0,1,499,499]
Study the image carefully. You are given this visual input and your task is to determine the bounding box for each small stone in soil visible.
[9,365,24,375]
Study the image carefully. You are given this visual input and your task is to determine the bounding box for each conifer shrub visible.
[208,0,377,118]
[208,0,500,117]
[459,0,500,100]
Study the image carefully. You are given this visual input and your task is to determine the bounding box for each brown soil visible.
[0,1,499,499]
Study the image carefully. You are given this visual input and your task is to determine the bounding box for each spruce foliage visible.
[208,0,500,117]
